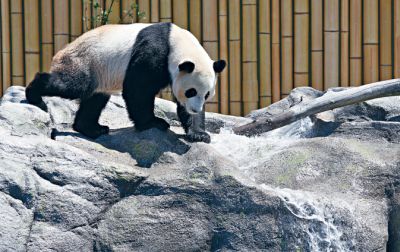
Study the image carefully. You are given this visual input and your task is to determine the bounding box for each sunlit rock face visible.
[0,86,400,251]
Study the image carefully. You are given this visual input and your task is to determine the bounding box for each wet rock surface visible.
[1,86,400,251]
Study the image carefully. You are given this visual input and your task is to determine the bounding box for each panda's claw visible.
[186,131,211,143]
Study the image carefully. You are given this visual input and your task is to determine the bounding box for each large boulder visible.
[0,85,400,251]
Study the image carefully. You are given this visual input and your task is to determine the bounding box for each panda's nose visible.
[191,108,200,113]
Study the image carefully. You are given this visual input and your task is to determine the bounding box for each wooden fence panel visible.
[363,0,379,84]
[54,0,69,54]
[380,0,392,80]
[341,0,349,87]
[271,0,280,102]
[203,0,218,112]
[281,0,292,97]
[71,0,83,41]
[219,0,229,114]
[11,0,24,86]
[324,0,339,89]
[1,0,11,93]
[350,0,362,86]
[24,0,40,84]
[311,0,323,90]
[228,0,241,115]
[1,0,400,116]
[259,0,271,107]
[294,0,309,88]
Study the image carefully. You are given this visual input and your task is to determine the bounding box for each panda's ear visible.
[179,61,195,73]
[213,60,226,73]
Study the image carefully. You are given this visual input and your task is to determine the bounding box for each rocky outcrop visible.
[1,86,400,251]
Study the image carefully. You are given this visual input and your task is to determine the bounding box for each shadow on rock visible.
[54,127,190,168]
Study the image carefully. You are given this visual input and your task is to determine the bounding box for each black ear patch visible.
[213,60,226,73]
[179,61,195,73]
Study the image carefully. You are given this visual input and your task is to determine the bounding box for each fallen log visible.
[233,79,400,136]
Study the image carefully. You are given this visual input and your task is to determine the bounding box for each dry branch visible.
[233,79,400,136]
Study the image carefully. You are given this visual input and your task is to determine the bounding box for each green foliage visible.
[84,0,146,29]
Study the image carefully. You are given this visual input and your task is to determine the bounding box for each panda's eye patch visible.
[185,88,197,98]
[205,92,210,100]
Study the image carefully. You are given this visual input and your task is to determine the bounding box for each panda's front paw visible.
[73,123,109,139]
[31,101,48,112]
[186,131,211,143]
[135,117,170,131]
[152,117,170,130]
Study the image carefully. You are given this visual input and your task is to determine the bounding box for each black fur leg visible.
[122,78,170,132]
[177,102,192,133]
[177,102,210,143]
[26,71,89,112]
[122,23,172,132]
[25,72,51,112]
[73,93,110,139]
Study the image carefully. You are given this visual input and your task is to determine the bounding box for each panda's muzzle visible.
[186,96,204,114]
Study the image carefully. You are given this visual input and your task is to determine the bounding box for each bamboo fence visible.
[0,0,399,116]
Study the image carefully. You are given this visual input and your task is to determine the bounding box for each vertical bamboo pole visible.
[259,0,271,107]
[311,0,323,90]
[228,0,241,115]
[380,0,392,80]
[173,0,188,29]
[24,0,40,84]
[271,0,280,102]
[324,0,339,89]
[340,0,349,87]
[219,0,229,114]
[122,0,137,23]
[106,0,121,23]
[10,0,24,86]
[54,0,70,54]
[83,0,92,31]
[1,0,11,91]
[71,0,83,41]
[160,0,172,22]
[189,0,201,41]
[350,0,362,86]
[41,0,53,72]
[396,0,400,78]
[151,0,159,23]
[281,0,293,97]
[363,0,379,84]
[294,0,309,87]
[160,0,173,100]
[203,0,219,112]
[242,0,258,114]
[138,0,151,22]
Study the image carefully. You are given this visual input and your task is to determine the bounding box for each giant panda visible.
[25,23,226,143]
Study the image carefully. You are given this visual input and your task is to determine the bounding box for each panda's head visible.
[172,59,226,114]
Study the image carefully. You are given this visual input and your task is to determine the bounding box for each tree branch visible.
[233,79,400,136]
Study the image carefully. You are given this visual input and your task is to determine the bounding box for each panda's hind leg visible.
[73,93,111,139]
[26,72,52,111]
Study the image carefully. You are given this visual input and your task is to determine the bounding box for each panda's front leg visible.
[177,102,211,143]
[123,89,170,132]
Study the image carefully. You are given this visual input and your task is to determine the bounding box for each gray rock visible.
[0,86,400,251]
